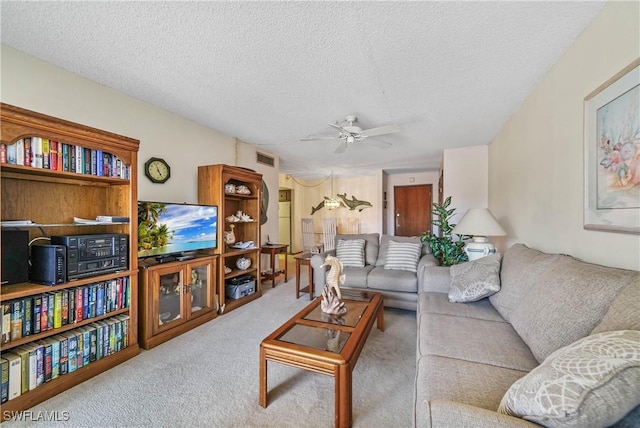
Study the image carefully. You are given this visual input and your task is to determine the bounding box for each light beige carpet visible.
[4,275,417,428]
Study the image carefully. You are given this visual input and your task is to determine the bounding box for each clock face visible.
[144,157,170,183]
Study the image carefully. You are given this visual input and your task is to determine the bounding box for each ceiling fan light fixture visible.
[324,170,341,210]
[324,198,341,210]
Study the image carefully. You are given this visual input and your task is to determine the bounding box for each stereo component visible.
[1,230,30,285]
[51,233,128,280]
[30,244,67,285]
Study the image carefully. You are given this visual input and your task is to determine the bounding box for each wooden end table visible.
[294,252,314,300]
[260,290,384,428]
[260,244,288,287]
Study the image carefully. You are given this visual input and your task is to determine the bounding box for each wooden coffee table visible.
[259,290,384,428]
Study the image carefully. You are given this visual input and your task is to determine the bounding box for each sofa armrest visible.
[310,249,336,288]
[420,266,451,294]
[423,400,538,428]
[417,254,438,290]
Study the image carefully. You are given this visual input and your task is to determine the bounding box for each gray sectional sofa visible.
[310,233,437,310]
[415,243,640,427]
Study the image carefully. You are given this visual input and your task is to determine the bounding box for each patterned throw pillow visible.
[336,239,365,267]
[498,330,640,428]
[448,254,502,303]
[383,240,422,272]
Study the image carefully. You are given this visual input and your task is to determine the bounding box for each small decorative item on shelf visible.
[235,184,251,195]
[236,257,251,270]
[224,183,236,194]
[224,224,236,245]
[226,214,240,222]
[224,266,232,274]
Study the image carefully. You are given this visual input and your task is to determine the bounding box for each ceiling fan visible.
[302,115,400,153]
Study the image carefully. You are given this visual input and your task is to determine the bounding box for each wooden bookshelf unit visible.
[198,164,262,314]
[0,103,140,418]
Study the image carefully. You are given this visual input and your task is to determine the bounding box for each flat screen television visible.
[137,201,218,260]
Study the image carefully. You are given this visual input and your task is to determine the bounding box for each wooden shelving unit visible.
[0,103,140,418]
[197,164,262,314]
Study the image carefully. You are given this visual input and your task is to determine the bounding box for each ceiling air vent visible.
[256,152,275,167]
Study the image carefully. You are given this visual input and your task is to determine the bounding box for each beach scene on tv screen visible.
[138,202,217,257]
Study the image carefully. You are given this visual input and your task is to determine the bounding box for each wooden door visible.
[394,184,432,237]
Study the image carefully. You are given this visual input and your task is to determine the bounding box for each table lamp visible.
[452,208,506,261]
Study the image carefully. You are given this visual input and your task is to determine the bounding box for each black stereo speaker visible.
[30,244,67,285]
[1,230,30,285]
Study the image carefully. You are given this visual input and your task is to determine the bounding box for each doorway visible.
[394,184,432,236]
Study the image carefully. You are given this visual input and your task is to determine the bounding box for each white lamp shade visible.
[452,208,506,237]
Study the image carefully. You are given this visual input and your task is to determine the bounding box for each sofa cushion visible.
[335,238,365,267]
[384,240,422,272]
[418,292,507,323]
[415,355,528,413]
[340,265,374,288]
[448,254,502,303]
[376,234,426,267]
[417,313,539,372]
[489,244,562,322]
[335,233,379,266]
[591,282,640,334]
[367,266,418,293]
[510,255,637,363]
[498,330,640,428]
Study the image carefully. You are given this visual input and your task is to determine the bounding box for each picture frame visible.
[583,58,640,234]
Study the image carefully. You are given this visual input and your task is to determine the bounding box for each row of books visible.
[0,315,130,403]
[0,137,130,179]
[1,277,130,345]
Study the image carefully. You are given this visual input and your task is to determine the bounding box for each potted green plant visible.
[420,196,469,266]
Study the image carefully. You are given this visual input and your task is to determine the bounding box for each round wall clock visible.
[144,157,171,183]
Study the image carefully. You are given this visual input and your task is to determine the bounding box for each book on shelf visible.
[3,352,22,401]
[0,357,8,404]
[1,303,11,344]
[95,215,130,223]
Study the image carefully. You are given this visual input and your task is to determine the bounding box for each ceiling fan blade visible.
[334,142,347,154]
[300,136,340,141]
[328,122,353,135]
[359,124,400,138]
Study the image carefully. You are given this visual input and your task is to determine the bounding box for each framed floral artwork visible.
[584,58,640,234]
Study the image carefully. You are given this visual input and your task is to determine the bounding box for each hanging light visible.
[324,171,341,210]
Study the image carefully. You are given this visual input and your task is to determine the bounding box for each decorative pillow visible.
[336,239,365,267]
[383,240,421,272]
[448,254,502,303]
[498,330,640,428]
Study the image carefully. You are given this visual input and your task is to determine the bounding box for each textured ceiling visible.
[0,1,605,179]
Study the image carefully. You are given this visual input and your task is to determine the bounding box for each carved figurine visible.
[224,224,236,245]
[320,255,347,315]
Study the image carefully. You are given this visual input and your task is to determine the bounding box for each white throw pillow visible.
[448,253,502,303]
[336,239,365,267]
[383,240,421,272]
[498,330,640,428]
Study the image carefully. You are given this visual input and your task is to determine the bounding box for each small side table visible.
[260,244,288,287]
[294,252,314,300]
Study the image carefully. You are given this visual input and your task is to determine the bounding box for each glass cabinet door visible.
[186,260,214,319]
[152,266,186,334]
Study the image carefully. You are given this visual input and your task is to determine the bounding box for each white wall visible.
[489,1,640,271]
[443,145,489,224]
[384,170,440,234]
